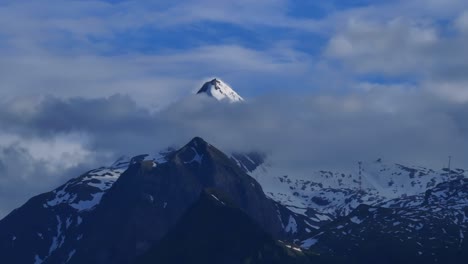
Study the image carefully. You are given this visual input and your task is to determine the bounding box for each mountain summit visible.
[0,137,313,264]
[197,78,244,102]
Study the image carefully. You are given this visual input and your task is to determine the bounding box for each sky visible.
[1,0,468,218]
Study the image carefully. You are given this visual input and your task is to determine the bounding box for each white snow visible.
[46,185,76,207]
[247,156,467,224]
[66,249,76,262]
[34,255,43,264]
[111,156,131,169]
[230,155,245,171]
[70,192,104,211]
[184,147,204,165]
[44,162,127,212]
[301,238,319,248]
[286,206,308,216]
[313,213,333,222]
[277,209,284,229]
[39,216,67,263]
[210,194,226,205]
[48,216,63,255]
[198,78,244,103]
[285,216,298,234]
[460,229,464,245]
[153,152,169,164]
[350,216,363,224]
[284,244,303,252]
[85,168,123,191]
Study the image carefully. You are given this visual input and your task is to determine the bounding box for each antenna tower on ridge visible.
[358,161,363,194]
[448,155,452,171]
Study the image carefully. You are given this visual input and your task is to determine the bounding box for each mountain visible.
[1,78,468,264]
[0,151,171,264]
[197,78,244,102]
[136,189,324,264]
[301,178,468,263]
[230,152,266,174]
[249,158,467,227]
[0,137,313,264]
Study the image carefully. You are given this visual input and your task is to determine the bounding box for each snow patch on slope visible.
[34,255,43,264]
[43,149,174,213]
[70,192,105,211]
[197,78,244,102]
[184,147,204,165]
[248,157,467,229]
[285,215,298,234]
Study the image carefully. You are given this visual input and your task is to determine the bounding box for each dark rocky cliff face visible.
[65,137,292,264]
[0,169,113,264]
[136,189,319,264]
[0,136,325,264]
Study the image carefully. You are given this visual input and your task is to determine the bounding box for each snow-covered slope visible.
[249,158,467,225]
[2,77,467,263]
[0,138,314,264]
[301,178,468,263]
[0,150,173,264]
[197,78,244,102]
[43,152,171,213]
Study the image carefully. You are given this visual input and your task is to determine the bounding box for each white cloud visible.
[0,137,102,219]
[426,80,468,103]
[325,18,438,75]
[0,43,312,108]
[320,3,468,102]
[455,11,468,33]
[2,0,468,218]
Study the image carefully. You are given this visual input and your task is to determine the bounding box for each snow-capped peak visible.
[197,78,244,102]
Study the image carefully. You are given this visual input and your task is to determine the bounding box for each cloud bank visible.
[1,0,468,218]
[1,88,468,218]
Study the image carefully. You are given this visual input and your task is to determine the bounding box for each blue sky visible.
[2,0,468,217]
[2,0,468,105]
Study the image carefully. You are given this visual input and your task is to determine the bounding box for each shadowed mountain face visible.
[0,137,310,264]
[70,137,289,264]
[2,77,468,264]
[2,134,466,264]
[0,163,129,264]
[136,189,320,264]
